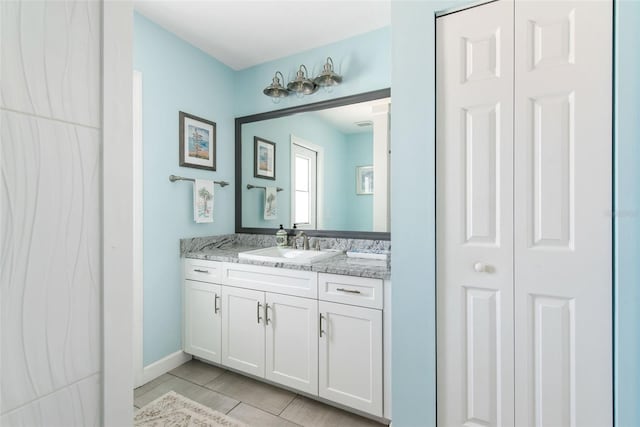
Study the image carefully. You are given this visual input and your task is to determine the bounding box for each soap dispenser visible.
[276,224,288,247]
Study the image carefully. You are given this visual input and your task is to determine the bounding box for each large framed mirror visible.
[235,89,391,240]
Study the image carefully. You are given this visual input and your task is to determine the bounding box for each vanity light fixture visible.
[263,71,289,100]
[287,64,318,96]
[263,58,342,100]
[314,57,343,88]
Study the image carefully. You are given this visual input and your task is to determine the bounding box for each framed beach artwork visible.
[179,111,216,171]
[356,165,374,195]
[254,137,276,180]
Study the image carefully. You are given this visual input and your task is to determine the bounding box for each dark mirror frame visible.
[235,88,391,240]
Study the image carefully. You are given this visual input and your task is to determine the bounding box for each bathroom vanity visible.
[181,237,391,420]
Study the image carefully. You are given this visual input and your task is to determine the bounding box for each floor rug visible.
[134,391,246,427]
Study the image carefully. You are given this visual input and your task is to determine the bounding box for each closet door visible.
[514,2,612,426]
[436,2,514,426]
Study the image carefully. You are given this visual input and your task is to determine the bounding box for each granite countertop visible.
[182,235,391,280]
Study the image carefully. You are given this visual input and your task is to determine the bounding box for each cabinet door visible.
[265,293,318,395]
[318,301,382,417]
[184,280,221,363]
[221,286,265,377]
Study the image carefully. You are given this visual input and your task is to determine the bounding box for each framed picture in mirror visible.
[179,111,216,171]
[254,136,276,180]
[356,165,373,195]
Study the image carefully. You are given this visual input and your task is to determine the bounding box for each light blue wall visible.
[391,1,640,426]
[135,19,390,366]
[234,27,391,117]
[614,1,640,426]
[241,114,349,230]
[390,3,464,425]
[344,132,373,231]
[134,13,236,366]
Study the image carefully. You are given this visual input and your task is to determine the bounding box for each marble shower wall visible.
[1,1,102,425]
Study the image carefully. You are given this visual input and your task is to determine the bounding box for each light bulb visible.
[323,85,334,94]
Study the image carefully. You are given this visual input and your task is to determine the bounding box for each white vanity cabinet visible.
[220,287,319,394]
[318,274,384,417]
[182,258,388,419]
[183,259,223,363]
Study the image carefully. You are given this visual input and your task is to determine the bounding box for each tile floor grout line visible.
[276,393,299,416]
[224,401,242,415]
[232,401,305,427]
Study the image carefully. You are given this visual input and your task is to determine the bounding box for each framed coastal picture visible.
[179,111,216,171]
[356,165,373,195]
[254,136,276,180]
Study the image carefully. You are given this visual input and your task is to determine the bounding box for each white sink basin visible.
[238,246,340,265]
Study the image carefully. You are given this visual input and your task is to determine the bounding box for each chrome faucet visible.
[296,231,310,250]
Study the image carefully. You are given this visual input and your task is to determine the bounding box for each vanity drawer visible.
[318,273,383,309]
[222,263,317,298]
[184,258,223,283]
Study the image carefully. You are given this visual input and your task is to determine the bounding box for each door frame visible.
[290,135,323,230]
[132,69,144,388]
[103,1,134,425]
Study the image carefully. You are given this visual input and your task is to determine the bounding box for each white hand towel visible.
[264,186,277,220]
[194,179,214,223]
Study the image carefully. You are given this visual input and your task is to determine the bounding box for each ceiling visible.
[133,0,391,70]
[313,97,390,135]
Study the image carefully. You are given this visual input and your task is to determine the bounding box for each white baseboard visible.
[141,351,192,385]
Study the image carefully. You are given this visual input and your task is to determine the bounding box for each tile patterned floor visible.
[134,359,388,427]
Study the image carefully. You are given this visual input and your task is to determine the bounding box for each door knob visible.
[474,262,488,273]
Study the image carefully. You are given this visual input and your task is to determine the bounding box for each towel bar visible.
[247,184,284,192]
[169,174,229,187]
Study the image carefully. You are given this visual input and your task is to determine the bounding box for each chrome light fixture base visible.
[287,64,318,95]
[314,57,342,87]
[263,71,289,98]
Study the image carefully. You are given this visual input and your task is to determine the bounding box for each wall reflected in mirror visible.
[239,92,391,234]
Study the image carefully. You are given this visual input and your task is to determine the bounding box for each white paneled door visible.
[436,1,515,426]
[514,2,612,426]
[436,1,612,426]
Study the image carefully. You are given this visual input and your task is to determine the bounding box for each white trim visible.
[132,70,144,388]
[103,1,134,425]
[383,279,392,419]
[142,351,192,385]
[290,135,324,229]
[371,101,391,232]
[435,0,497,18]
